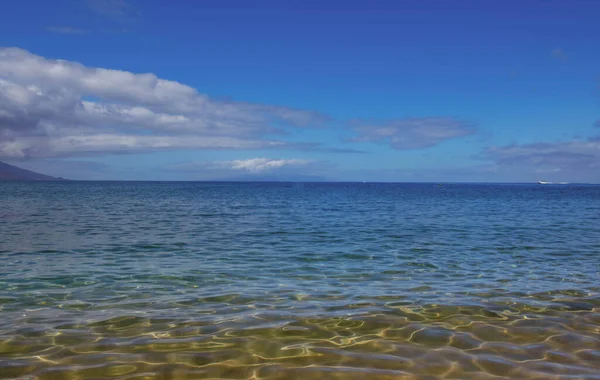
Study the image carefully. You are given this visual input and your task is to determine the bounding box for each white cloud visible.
[170,158,313,173]
[348,117,476,149]
[228,158,311,173]
[0,48,327,159]
[0,135,288,159]
[162,157,327,180]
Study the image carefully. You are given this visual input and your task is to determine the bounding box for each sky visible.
[0,0,599,182]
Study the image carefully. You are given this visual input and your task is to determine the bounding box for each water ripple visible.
[1,182,600,379]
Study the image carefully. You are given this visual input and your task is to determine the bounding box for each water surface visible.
[1,182,599,379]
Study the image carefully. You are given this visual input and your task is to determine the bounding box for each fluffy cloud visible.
[348,117,477,149]
[0,48,327,158]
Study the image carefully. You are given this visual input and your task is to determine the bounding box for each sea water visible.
[1,182,599,379]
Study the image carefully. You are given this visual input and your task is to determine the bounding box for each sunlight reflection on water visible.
[1,182,599,379]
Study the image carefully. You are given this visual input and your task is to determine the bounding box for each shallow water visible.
[1,182,599,379]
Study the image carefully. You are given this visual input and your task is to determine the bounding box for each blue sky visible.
[1,0,599,182]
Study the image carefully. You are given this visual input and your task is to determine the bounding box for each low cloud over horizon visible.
[168,157,315,174]
[479,136,600,183]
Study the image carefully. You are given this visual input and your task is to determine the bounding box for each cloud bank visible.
[0,48,327,159]
[348,117,477,149]
[481,137,600,182]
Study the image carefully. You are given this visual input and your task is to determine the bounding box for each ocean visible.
[1,182,599,379]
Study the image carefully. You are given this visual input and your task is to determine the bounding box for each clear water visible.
[1,182,599,379]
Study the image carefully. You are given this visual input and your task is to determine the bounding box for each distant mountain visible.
[0,161,66,181]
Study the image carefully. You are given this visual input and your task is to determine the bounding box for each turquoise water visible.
[1,182,599,379]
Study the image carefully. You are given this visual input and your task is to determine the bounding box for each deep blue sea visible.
[1,182,599,379]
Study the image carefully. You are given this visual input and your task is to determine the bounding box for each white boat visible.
[538,181,552,184]
[538,181,569,185]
